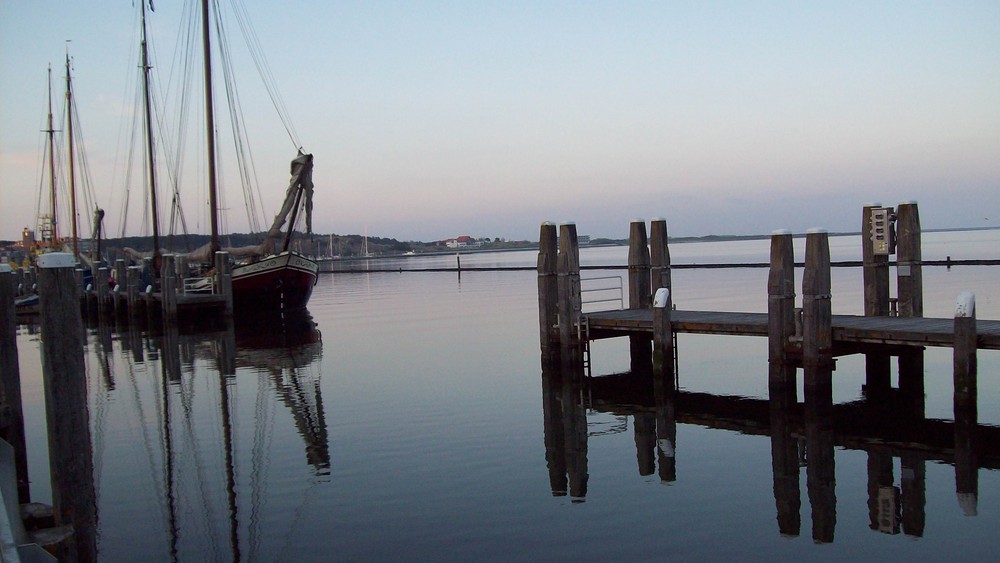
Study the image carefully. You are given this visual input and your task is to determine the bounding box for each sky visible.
[1,1,998,243]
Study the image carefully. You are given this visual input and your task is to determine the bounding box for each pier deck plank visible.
[584,309,1000,350]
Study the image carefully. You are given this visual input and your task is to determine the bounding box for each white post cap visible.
[37,253,76,269]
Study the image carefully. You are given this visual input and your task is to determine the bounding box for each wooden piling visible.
[862,204,891,317]
[162,254,178,320]
[0,268,29,502]
[538,222,560,358]
[802,229,832,368]
[953,292,978,515]
[767,230,795,364]
[557,223,581,357]
[627,220,651,309]
[862,204,893,395]
[649,218,671,304]
[126,265,140,316]
[14,268,26,296]
[214,251,233,317]
[37,253,97,561]
[895,202,922,318]
[652,288,672,374]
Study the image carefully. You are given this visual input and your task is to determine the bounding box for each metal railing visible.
[182,276,215,294]
[580,275,624,312]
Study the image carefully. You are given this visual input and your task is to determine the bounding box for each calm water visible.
[14,230,1000,560]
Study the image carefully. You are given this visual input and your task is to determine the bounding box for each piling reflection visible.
[541,360,588,501]
[542,348,994,544]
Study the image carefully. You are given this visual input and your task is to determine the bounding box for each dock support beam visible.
[557,223,582,362]
[627,220,651,309]
[767,230,795,364]
[652,288,672,375]
[37,253,97,562]
[537,222,559,361]
[862,204,891,395]
[953,291,978,515]
[896,202,922,318]
[628,220,652,369]
[895,201,925,415]
[802,229,832,369]
[649,218,671,305]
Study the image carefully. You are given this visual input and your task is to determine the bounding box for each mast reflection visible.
[90,311,328,559]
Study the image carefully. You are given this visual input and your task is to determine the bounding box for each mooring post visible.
[862,203,891,316]
[0,266,29,502]
[15,268,26,296]
[862,204,892,396]
[953,291,978,515]
[627,219,651,309]
[37,253,98,561]
[97,266,110,312]
[557,223,581,358]
[895,201,925,414]
[126,265,140,316]
[649,218,671,304]
[802,229,832,370]
[162,254,178,320]
[767,230,795,364]
[652,288,672,374]
[176,255,190,295]
[628,220,652,367]
[114,259,126,314]
[214,251,234,317]
[537,222,560,360]
[895,201,922,318]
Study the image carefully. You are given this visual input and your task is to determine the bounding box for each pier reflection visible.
[540,352,993,544]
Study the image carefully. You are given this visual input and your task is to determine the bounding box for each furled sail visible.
[124,152,313,265]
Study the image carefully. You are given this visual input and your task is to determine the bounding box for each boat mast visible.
[65,50,79,258]
[140,1,162,263]
[44,65,59,247]
[201,0,221,254]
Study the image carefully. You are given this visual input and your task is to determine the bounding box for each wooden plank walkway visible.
[584,309,1000,350]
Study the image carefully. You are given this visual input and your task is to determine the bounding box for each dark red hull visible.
[232,251,318,312]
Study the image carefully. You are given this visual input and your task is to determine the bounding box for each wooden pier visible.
[12,251,234,322]
[583,309,1000,350]
[537,202,995,429]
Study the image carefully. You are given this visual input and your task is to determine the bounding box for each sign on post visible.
[870,207,893,256]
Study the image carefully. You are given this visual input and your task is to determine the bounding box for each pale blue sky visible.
[2,1,998,242]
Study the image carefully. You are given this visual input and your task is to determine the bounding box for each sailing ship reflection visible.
[92,312,328,559]
[540,353,995,544]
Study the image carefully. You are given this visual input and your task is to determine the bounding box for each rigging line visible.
[231,0,300,149]
[214,5,264,234]
[69,96,99,237]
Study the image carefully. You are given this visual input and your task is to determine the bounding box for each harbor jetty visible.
[537,202,997,427]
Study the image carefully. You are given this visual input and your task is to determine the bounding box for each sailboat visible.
[125,0,318,314]
[17,54,103,316]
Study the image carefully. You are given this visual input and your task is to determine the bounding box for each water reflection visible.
[541,350,995,544]
[81,312,328,560]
